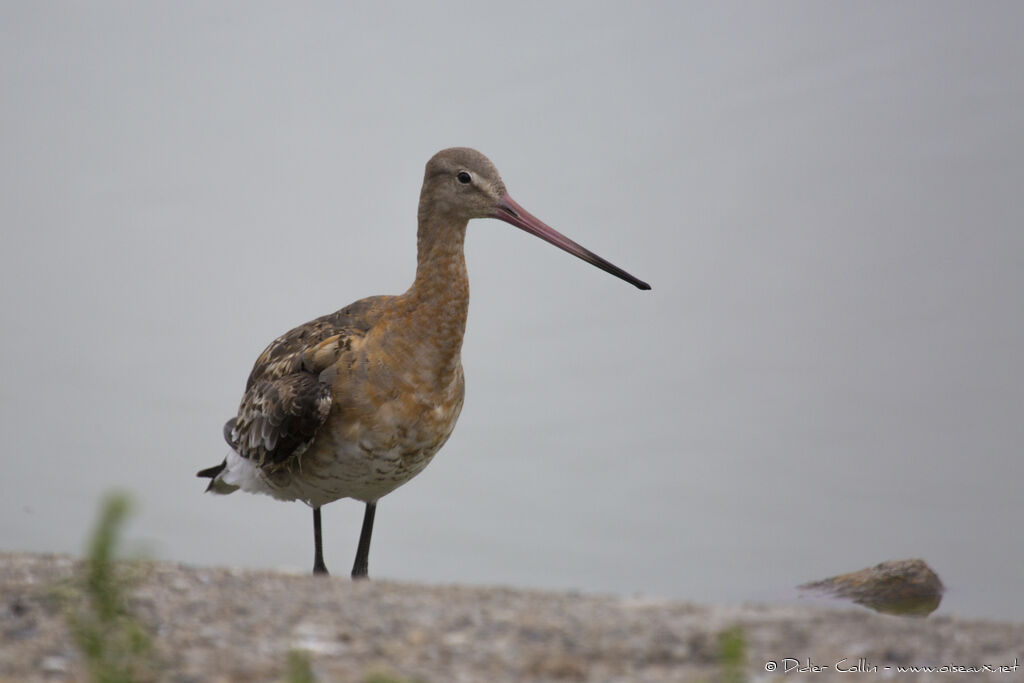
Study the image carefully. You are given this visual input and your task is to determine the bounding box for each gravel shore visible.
[1,552,1020,682]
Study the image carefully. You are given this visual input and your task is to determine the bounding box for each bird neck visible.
[398,212,470,376]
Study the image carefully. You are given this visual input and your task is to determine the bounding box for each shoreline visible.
[2,551,1021,682]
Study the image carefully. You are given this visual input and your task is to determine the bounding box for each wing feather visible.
[224,295,391,471]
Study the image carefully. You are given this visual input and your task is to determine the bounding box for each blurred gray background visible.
[2,2,1021,620]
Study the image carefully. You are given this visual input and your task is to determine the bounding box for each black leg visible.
[312,507,329,575]
[351,501,376,580]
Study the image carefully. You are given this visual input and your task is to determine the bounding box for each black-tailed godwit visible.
[198,148,650,577]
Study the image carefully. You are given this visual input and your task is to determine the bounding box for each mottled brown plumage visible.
[198,147,649,578]
[224,297,390,472]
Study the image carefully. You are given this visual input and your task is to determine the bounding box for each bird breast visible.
[282,338,467,506]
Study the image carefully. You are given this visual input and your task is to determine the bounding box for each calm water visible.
[2,3,1021,621]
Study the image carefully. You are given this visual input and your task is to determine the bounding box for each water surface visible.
[2,2,1021,621]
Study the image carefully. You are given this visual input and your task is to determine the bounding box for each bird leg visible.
[312,507,329,575]
[351,501,376,579]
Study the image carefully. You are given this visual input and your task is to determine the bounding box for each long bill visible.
[489,194,651,290]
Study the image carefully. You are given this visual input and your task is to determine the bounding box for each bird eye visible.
[457,171,471,184]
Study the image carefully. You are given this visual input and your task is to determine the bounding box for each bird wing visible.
[224,295,392,471]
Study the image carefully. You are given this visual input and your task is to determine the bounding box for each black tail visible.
[196,460,227,492]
